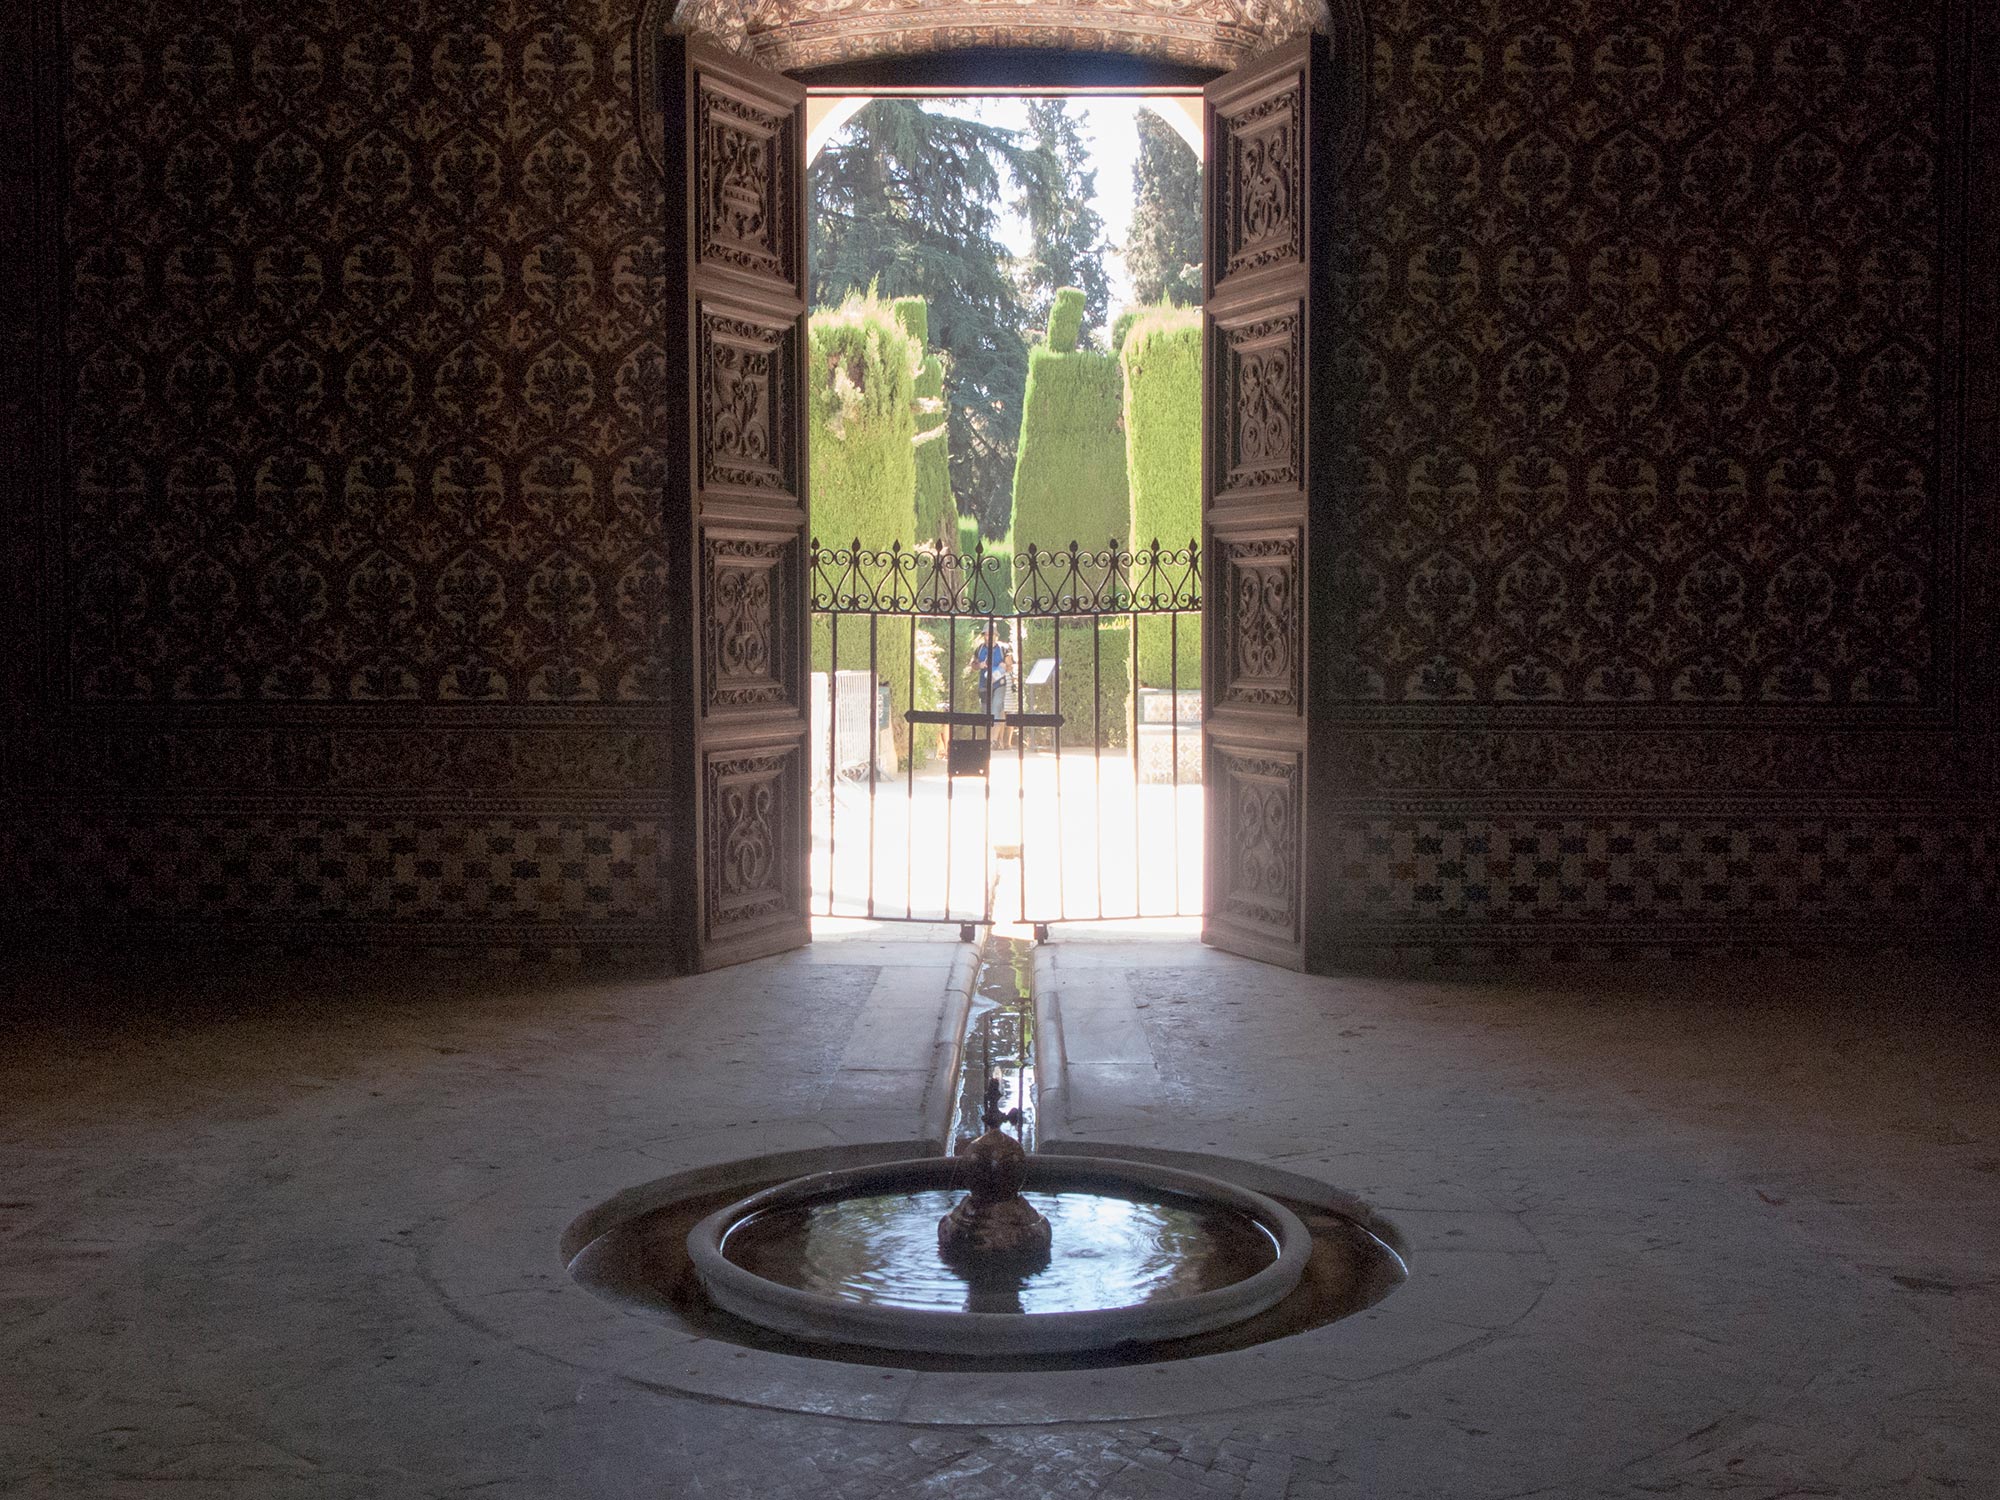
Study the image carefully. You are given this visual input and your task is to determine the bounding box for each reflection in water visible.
[722,1188,1278,1315]
[954,935,1036,1152]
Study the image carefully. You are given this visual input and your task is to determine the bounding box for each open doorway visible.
[800,92,1207,937]
[658,35,1337,973]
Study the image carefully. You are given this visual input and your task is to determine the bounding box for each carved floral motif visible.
[668,0,1335,72]
[1219,86,1303,279]
[700,312,794,494]
[697,83,792,283]
[1238,348,1294,467]
[19,0,1988,956]
[1218,750,1299,938]
[1222,535,1300,708]
[1341,2,1950,708]
[1220,312,1303,494]
[706,750,795,934]
[61,5,672,706]
[704,537,789,709]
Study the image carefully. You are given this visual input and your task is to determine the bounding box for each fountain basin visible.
[687,1154,1311,1357]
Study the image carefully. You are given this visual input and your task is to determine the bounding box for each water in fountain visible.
[719,1184,1279,1314]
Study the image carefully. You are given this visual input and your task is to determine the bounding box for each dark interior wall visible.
[4,0,677,949]
[3,0,1993,956]
[1320,0,1998,953]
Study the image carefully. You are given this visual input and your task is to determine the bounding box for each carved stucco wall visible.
[2,0,1993,954]
[4,0,677,948]
[1316,0,1999,951]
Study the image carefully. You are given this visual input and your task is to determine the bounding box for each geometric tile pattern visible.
[1325,815,2000,934]
[0,810,668,928]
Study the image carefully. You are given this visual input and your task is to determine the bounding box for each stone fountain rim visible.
[685,1153,1313,1357]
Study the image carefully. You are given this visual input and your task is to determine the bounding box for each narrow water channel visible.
[950,933,1036,1152]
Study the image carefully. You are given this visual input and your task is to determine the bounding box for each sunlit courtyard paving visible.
[811,747,1204,929]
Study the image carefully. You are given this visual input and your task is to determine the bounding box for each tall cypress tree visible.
[810,100,1043,533]
[1016,100,1113,336]
[1125,108,1203,307]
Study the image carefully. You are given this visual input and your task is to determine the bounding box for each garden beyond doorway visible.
[803,94,1207,934]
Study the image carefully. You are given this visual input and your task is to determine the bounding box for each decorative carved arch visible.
[650,0,1351,76]
[635,0,1369,224]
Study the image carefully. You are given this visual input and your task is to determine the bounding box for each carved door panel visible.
[658,37,810,970]
[1202,36,1338,970]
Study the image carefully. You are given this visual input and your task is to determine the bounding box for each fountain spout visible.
[938,1078,1052,1268]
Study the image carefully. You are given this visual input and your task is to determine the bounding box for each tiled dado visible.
[0,810,670,936]
[1323,814,2000,935]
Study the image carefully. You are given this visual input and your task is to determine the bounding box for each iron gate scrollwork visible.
[809,537,1202,933]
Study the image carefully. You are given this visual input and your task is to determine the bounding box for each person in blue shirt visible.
[971,634,1014,750]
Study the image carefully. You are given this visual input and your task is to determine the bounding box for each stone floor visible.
[3,931,1996,1497]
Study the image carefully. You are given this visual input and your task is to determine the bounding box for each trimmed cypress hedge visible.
[912,354,954,544]
[1010,351,1129,563]
[1046,285,1085,354]
[807,294,937,759]
[955,512,984,556]
[1010,289,1131,745]
[1120,304,1203,691]
[894,297,956,544]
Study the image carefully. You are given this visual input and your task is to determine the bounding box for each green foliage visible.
[1126,108,1203,307]
[890,296,929,347]
[1016,101,1113,336]
[810,100,1044,533]
[1010,342,1129,564]
[899,298,955,544]
[913,419,953,543]
[1046,288,1085,354]
[811,294,917,462]
[1121,305,1204,689]
[1016,618,1131,750]
[806,294,938,758]
[1111,309,1140,352]
[1010,340,1132,742]
[948,522,1012,615]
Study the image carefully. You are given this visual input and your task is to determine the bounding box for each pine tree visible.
[1015,101,1113,337]
[810,100,1042,534]
[1125,108,1203,307]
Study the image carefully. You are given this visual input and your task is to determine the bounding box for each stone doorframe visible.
[650,7,1367,971]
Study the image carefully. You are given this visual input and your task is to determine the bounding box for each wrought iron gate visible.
[810,538,1202,935]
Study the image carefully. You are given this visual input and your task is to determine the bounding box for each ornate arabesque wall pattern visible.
[1,0,1993,953]
[62,0,670,707]
[1316,0,1999,948]
[1344,1,1946,709]
[4,0,681,947]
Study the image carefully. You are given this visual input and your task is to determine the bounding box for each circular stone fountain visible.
[568,1146,1403,1373]
[679,1082,1312,1359]
[569,987,1407,1379]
